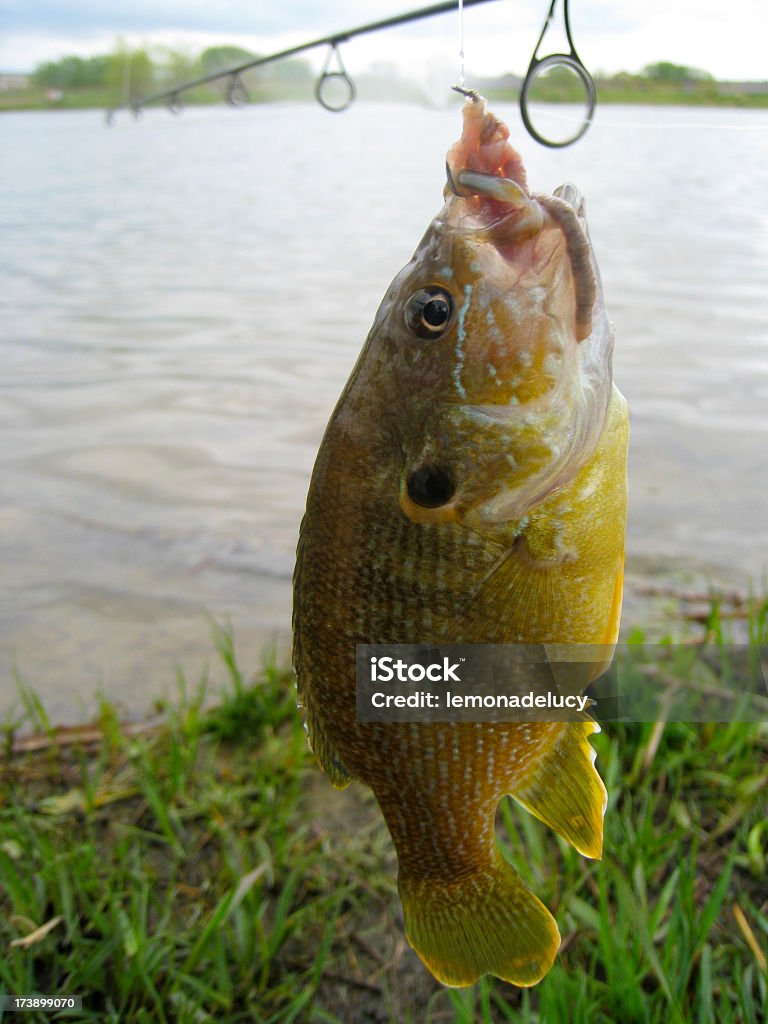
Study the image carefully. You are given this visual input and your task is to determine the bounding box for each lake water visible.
[1,101,767,723]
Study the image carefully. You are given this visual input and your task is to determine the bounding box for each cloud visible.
[0,0,411,35]
[1,0,765,80]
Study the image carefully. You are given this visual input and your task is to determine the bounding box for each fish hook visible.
[451,85,481,103]
[520,0,596,148]
[315,41,357,113]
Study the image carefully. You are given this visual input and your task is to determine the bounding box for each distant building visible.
[0,72,30,91]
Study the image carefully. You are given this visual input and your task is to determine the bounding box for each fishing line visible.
[458,0,466,88]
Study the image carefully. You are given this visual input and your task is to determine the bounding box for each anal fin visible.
[509,720,606,859]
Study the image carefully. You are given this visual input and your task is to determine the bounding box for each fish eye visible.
[405,287,454,339]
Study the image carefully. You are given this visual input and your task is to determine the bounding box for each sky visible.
[0,0,765,81]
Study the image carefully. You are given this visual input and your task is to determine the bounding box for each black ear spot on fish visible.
[406,464,455,509]
[405,287,454,339]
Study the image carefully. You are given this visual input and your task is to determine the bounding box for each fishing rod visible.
[106,0,501,120]
[105,0,595,147]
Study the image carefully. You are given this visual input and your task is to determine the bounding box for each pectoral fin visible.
[293,625,350,788]
[299,699,351,790]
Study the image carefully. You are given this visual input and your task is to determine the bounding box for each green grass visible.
[1,598,767,1022]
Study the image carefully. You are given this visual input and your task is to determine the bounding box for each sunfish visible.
[293,93,628,987]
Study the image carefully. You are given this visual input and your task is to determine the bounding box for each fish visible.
[292,92,628,988]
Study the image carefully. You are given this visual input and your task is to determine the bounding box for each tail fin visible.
[399,857,560,988]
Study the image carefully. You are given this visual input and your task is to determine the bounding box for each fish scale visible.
[293,95,628,988]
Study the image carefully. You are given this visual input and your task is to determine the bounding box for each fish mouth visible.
[444,95,596,341]
[444,92,536,240]
[446,168,589,239]
[447,167,528,206]
[446,168,546,242]
[448,166,595,341]
[447,168,530,209]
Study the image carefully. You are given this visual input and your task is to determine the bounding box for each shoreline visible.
[4,580,763,746]
[3,92,768,114]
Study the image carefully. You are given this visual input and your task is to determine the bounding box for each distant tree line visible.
[9,50,764,112]
[495,59,768,106]
[34,50,718,96]
[32,44,313,103]
[643,61,713,83]
[522,60,718,102]
[34,54,113,89]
